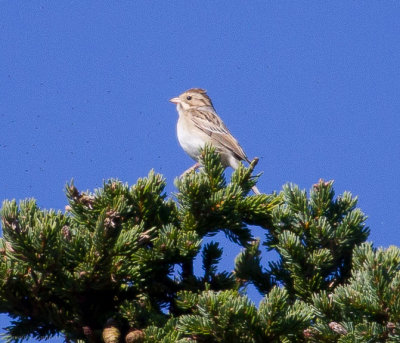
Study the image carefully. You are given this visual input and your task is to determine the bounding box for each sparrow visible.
[169,88,260,194]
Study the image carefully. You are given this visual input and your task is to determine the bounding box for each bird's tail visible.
[252,185,261,195]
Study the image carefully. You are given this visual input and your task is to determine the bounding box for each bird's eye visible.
[186,96,192,101]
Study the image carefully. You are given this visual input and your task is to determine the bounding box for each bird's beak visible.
[169,97,180,104]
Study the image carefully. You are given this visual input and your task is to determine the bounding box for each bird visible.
[169,88,260,194]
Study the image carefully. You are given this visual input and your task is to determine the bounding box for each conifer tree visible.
[0,146,399,342]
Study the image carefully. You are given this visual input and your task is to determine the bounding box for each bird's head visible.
[169,88,213,110]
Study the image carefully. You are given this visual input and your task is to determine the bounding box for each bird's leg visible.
[180,162,201,178]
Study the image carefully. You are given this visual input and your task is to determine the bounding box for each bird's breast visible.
[177,117,207,161]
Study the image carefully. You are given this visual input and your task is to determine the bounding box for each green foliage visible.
[257,287,313,342]
[0,173,187,342]
[0,148,279,342]
[234,239,271,294]
[170,287,312,342]
[307,243,400,342]
[177,289,257,342]
[266,180,369,301]
[175,145,277,246]
[144,318,186,343]
[0,147,398,342]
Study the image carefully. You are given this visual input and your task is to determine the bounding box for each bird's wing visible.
[188,107,249,162]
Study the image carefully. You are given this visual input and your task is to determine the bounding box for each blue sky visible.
[1,1,400,341]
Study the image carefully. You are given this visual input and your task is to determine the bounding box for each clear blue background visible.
[1,1,399,341]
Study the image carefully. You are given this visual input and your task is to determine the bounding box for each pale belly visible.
[177,118,206,161]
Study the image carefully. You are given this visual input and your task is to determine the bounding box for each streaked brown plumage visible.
[170,88,260,194]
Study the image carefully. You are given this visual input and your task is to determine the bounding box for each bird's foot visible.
[180,162,200,178]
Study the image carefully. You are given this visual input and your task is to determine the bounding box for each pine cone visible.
[102,318,121,343]
[125,329,145,343]
[329,321,347,335]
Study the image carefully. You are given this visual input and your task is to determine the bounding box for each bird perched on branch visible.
[170,88,260,194]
